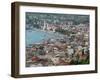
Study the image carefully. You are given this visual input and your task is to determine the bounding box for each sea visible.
[25,29,64,47]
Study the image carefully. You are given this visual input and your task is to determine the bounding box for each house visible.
[67,46,74,58]
[31,47,37,51]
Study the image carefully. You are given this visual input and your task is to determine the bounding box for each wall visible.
[0,0,99,80]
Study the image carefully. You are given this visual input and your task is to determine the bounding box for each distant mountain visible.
[26,12,89,28]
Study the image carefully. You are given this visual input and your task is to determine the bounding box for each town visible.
[26,13,89,67]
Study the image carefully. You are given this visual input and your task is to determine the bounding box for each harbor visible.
[25,12,89,67]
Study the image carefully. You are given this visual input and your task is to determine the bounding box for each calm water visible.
[26,29,64,46]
